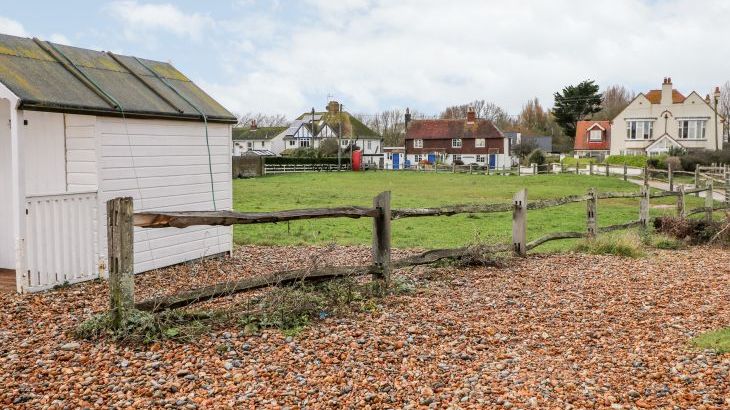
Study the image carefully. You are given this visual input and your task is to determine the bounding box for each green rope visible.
[133,57,218,211]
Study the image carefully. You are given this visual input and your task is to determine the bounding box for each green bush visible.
[679,148,730,171]
[646,154,669,169]
[605,155,647,167]
[527,149,547,165]
[652,234,685,250]
[665,156,682,171]
[560,157,597,165]
[573,231,645,258]
[265,156,351,165]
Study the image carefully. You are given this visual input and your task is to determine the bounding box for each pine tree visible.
[552,80,602,140]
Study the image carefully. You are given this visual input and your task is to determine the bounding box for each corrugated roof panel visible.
[0,34,236,123]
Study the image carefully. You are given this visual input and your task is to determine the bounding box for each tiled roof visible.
[644,89,686,104]
[296,111,379,138]
[406,119,503,140]
[232,126,287,140]
[574,120,611,151]
[0,33,236,123]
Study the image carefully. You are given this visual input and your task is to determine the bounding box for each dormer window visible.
[589,129,602,141]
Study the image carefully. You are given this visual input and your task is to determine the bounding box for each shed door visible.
[0,100,13,269]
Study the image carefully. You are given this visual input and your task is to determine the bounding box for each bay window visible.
[626,120,653,140]
[678,119,706,140]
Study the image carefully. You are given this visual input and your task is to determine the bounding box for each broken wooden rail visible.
[108,184,720,316]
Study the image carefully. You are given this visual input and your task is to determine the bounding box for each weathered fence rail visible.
[108,182,726,317]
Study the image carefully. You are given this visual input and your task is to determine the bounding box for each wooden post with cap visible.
[512,189,527,257]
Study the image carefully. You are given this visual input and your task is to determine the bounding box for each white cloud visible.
[107,1,215,41]
[49,33,71,45]
[0,16,28,37]
[206,0,730,117]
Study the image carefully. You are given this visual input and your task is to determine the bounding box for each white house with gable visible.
[0,34,236,293]
[611,78,725,155]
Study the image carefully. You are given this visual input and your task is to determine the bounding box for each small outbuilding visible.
[0,34,237,292]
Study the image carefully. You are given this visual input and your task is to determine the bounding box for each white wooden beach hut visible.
[0,34,236,292]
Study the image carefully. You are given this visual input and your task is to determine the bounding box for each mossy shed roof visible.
[0,34,236,123]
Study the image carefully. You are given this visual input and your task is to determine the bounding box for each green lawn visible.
[232,172,708,252]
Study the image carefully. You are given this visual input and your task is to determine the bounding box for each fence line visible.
[102,181,728,318]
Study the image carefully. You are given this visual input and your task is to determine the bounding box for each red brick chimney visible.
[466,107,476,123]
[250,119,257,130]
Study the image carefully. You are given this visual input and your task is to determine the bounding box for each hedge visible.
[264,157,351,165]
[605,155,647,167]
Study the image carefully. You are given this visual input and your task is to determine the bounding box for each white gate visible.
[24,191,99,292]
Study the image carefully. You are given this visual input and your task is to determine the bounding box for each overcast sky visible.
[1,0,729,118]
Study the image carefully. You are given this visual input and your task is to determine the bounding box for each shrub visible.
[646,154,668,169]
[665,156,682,171]
[453,159,464,166]
[653,216,726,245]
[652,234,685,250]
[605,155,647,167]
[573,232,645,258]
[527,149,546,165]
[75,309,211,344]
[679,148,730,171]
[265,156,350,165]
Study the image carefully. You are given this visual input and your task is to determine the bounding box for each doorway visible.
[0,99,15,273]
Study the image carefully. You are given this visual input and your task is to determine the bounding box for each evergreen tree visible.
[552,80,602,140]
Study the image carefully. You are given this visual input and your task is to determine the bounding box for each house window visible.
[589,129,602,141]
[626,120,653,140]
[475,138,485,148]
[452,154,462,162]
[476,154,486,162]
[367,140,372,150]
[247,142,252,149]
[341,140,349,147]
[299,138,310,148]
[288,140,296,146]
[414,154,423,162]
[387,153,393,160]
[452,138,462,148]
[414,139,423,148]
[678,119,706,140]
[260,141,265,147]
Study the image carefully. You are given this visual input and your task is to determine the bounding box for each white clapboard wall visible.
[96,117,233,274]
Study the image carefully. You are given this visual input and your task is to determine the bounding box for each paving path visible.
[627,178,726,201]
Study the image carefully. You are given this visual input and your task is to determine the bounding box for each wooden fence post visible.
[372,191,391,282]
[676,185,685,218]
[107,197,135,329]
[512,189,527,257]
[640,185,649,228]
[643,164,649,188]
[605,163,609,177]
[560,162,564,174]
[705,181,714,223]
[668,162,674,192]
[623,163,627,181]
[726,165,730,208]
[469,164,473,174]
[694,167,700,197]
[587,188,597,238]
[517,162,521,176]
[452,163,455,173]
[589,162,593,176]
[532,163,537,175]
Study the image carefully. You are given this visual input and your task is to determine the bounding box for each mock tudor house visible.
[294,101,382,164]
[610,78,725,155]
[574,120,611,159]
[404,109,510,168]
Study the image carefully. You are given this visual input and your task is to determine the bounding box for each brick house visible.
[403,109,510,168]
[574,120,611,159]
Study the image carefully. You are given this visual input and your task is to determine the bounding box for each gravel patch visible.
[1,245,729,408]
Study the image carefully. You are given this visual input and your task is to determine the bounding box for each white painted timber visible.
[97,117,233,275]
[24,191,99,292]
[0,99,13,269]
[21,111,66,195]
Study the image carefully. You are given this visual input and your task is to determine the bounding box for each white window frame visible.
[452,138,462,148]
[589,129,602,141]
[678,119,707,140]
[367,140,372,150]
[452,154,462,162]
[626,120,653,140]
[299,138,311,148]
[475,138,485,148]
[414,154,423,162]
[414,139,423,148]
[247,142,253,149]
[476,154,486,162]
[288,140,296,146]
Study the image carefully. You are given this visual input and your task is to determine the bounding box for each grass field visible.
[232,172,708,251]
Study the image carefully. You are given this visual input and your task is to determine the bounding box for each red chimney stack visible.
[250,119,257,130]
[466,107,476,123]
